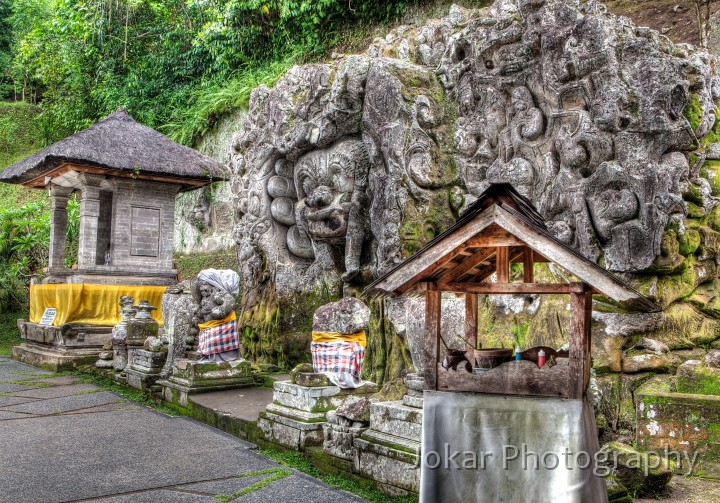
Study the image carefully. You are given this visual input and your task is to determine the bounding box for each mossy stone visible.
[701,160,720,196]
[687,202,707,218]
[601,442,673,497]
[678,229,701,256]
[707,205,720,233]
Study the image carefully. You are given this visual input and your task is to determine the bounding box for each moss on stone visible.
[687,201,707,218]
[700,101,720,148]
[684,93,703,132]
[684,183,705,206]
[362,298,413,386]
[706,205,720,233]
[678,229,701,256]
[701,160,720,196]
[677,365,720,395]
[640,301,720,349]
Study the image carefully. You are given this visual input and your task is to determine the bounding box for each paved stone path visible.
[0,357,367,503]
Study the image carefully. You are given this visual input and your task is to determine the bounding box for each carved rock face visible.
[295,138,370,243]
[230,0,720,296]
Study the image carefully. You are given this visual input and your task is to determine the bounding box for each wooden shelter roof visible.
[364,183,657,312]
[0,110,225,191]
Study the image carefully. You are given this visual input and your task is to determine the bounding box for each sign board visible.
[39,308,57,326]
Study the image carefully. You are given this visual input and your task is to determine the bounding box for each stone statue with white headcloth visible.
[192,269,241,362]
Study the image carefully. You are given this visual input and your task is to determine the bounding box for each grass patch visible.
[0,311,24,356]
[75,371,180,416]
[215,468,292,502]
[174,249,239,282]
[259,449,418,503]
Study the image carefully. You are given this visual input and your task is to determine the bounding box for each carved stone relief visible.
[229,0,720,298]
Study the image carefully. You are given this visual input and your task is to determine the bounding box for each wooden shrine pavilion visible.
[0,109,223,370]
[365,183,658,400]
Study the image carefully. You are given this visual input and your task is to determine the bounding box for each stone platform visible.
[13,321,111,371]
[159,359,254,407]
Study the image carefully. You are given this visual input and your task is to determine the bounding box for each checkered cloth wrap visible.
[311,341,366,378]
[198,318,239,355]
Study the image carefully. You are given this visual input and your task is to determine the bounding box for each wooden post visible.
[424,283,441,391]
[569,283,592,399]
[465,293,478,362]
[523,248,534,283]
[496,246,509,283]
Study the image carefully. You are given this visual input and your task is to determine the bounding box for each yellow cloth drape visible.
[311,331,366,347]
[197,310,236,330]
[29,283,166,326]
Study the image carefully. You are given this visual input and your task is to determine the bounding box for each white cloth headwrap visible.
[197,269,240,296]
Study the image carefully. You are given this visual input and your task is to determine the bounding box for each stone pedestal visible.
[160,359,254,407]
[323,411,368,461]
[353,399,423,495]
[14,320,111,371]
[258,378,379,451]
[126,349,167,390]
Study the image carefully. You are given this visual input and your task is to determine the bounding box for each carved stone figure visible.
[159,282,198,378]
[111,296,136,371]
[192,269,241,362]
[294,138,370,282]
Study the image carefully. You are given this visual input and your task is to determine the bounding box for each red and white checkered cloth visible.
[311,341,366,378]
[198,318,239,355]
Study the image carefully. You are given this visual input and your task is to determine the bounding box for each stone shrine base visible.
[13,320,111,372]
[159,359,254,407]
[258,379,379,451]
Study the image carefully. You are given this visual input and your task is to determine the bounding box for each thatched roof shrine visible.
[0,109,224,191]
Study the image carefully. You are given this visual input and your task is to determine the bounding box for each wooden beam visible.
[496,246,510,283]
[436,360,570,398]
[372,207,495,295]
[24,162,212,189]
[464,293,478,359]
[437,247,496,287]
[568,283,591,399]
[467,224,526,247]
[493,205,643,302]
[523,247,534,283]
[424,283,441,391]
[442,282,573,294]
[468,246,525,284]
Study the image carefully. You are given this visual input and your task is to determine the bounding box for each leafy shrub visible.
[0,199,78,312]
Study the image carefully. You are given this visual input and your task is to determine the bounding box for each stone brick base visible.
[636,377,720,478]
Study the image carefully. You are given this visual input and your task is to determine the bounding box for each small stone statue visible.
[159,281,198,378]
[111,296,136,371]
[192,269,241,362]
[311,297,371,388]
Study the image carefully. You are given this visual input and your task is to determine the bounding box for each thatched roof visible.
[364,183,658,312]
[0,110,225,190]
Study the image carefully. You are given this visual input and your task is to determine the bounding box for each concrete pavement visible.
[0,357,367,503]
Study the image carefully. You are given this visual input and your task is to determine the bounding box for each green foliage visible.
[1,0,413,145]
[0,311,24,356]
[0,199,79,312]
